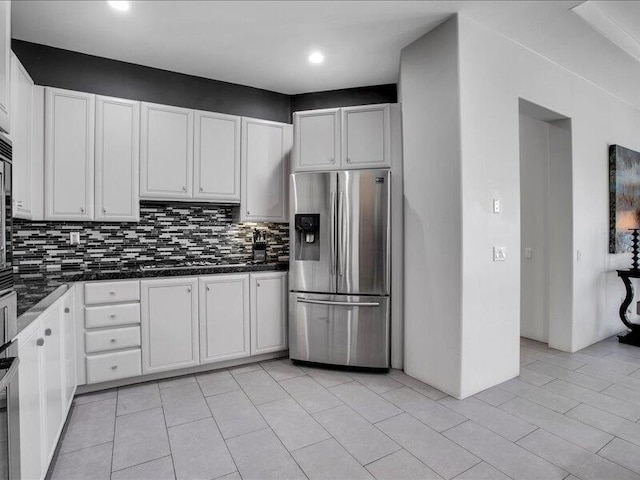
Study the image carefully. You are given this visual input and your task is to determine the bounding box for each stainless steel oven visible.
[0,133,12,297]
[0,292,19,480]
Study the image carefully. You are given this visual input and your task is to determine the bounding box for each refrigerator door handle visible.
[338,191,345,277]
[330,191,336,275]
[296,297,380,308]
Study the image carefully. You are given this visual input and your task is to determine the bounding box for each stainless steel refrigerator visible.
[289,170,390,369]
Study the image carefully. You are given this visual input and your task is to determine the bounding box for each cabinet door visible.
[141,278,199,374]
[61,289,77,412]
[341,104,390,169]
[250,272,287,354]
[140,102,193,199]
[293,109,340,172]
[241,117,291,222]
[199,274,250,364]
[194,111,240,202]
[95,96,140,222]
[0,1,10,134]
[44,88,95,220]
[41,302,64,462]
[17,323,44,480]
[10,53,34,219]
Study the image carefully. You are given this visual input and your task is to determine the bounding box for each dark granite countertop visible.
[15,261,289,333]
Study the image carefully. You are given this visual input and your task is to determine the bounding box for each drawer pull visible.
[37,338,44,347]
[109,291,116,295]
[110,314,116,319]
[111,365,118,370]
[110,338,117,343]
[45,328,52,336]
[64,307,70,314]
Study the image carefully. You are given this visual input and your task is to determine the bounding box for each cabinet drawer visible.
[85,281,140,305]
[86,349,142,384]
[85,326,141,354]
[85,303,140,329]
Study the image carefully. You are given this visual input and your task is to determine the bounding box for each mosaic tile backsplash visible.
[12,202,289,277]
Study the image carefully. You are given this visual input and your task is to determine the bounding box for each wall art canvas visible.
[610,144,640,253]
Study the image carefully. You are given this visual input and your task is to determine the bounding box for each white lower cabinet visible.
[141,278,199,374]
[17,289,77,480]
[199,274,250,364]
[250,271,288,355]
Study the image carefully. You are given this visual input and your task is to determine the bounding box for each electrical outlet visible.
[524,247,532,259]
[493,246,507,262]
[576,250,582,261]
[493,199,500,214]
[69,232,80,245]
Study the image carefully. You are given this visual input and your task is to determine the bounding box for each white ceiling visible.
[11,0,640,108]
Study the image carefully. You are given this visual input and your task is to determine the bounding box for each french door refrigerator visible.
[289,170,390,369]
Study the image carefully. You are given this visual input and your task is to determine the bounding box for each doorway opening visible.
[519,99,573,350]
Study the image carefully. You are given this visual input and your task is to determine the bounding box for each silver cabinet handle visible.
[45,328,52,336]
[103,208,107,213]
[80,207,85,213]
[338,192,345,277]
[206,286,210,291]
[297,297,380,307]
[182,186,187,192]
[109,291,116,295]
[110,338,116,343]
[247,210,251,215]
[257,282,261,287]
[329,158,334,163]
[199,187,203,192]
[187,287,191,293]
[346,157,351,163]
[64,307,70,314]
[110,314,116,318]
[37,338,44,346]
[111,365,118,370]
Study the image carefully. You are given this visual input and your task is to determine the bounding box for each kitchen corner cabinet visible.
[199,274,250,364]
[241,117,292,222]
[44,87,95,221]
[250,271,287,354]
[10,53,34,219]
[141,278,199,374]
[95,96,140,222]
[194,110,241,202]
[18,289,76,480]
[140,102,194,200]
[341,103,391,169]
[0,1,10,134]
[293,108,340,172]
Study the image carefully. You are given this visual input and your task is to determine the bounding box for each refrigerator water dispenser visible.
[294,214,320,261]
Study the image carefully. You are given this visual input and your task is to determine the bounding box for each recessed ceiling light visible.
[107,1,130,12]
[308,52,324,64]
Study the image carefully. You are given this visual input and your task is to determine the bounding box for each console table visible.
[617,269,640,346]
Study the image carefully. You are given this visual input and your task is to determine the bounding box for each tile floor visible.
[48,335,640,480]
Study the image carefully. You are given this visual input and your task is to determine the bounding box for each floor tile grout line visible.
[110,454,173,475]
[160,404,178,480]
[57,439,114,458]
[109,390,118,477]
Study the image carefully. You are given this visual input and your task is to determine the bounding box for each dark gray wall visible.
[12,39,397,122]
[12,39,291,123]
[290,84,397,113]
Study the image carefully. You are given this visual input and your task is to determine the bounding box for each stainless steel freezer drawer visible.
[289,292,389,369]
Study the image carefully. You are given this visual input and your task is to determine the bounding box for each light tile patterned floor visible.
[48,335,640,480]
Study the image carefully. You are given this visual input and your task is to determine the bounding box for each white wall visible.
[519,114,551,343]
[457,16,640,396]
[399,17,464,397]
[400,14,640,399]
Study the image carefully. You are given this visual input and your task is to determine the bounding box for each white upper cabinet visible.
[0,1,10,134]
[199,274,250,364]
[293,108,340,172]
[250,271,287,355]
[10,53,34,219]
[140,102,193,199]
[95,95,140,222]
[44,87,95,221]
[194,111,240,202]
[241,117,291,222]
[141,277,199,374]
[341,104,391,169]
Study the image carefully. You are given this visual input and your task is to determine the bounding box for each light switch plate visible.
[493,199,500,214]
[493,246,507,261]
[524,247,532,259]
